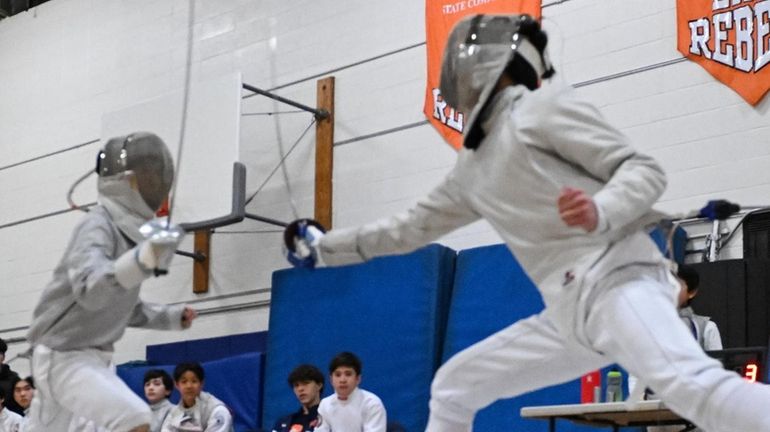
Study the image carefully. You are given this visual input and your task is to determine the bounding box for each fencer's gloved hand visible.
[283,218,326,268]
[136,218,186,276]
[698,200,740,221]
[114,219,185,288]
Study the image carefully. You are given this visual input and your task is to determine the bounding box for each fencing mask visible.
[439,14,554,149]
[96,132,174,244]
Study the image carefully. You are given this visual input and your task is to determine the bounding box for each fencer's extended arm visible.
[318,172,480,266]
[65,215,150,311]
[66,211,184,311]
[533,86,666,232]
[127,300,186,330]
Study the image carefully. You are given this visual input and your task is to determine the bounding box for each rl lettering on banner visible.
[677,0,770,105]
[424,0,541,150]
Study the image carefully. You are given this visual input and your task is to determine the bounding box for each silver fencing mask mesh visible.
[97,132,174,211]
[439,14,553,148]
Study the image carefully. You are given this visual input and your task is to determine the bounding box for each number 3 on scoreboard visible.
[744,362,759,383]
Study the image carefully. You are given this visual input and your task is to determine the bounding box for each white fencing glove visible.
[283,218,326,269]
[114,218,185,288]
[138,218,186,275]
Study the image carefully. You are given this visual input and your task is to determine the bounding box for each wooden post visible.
[315,77,335,229]
[192,230,211,294]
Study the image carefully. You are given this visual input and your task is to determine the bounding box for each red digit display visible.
[744,362,759,383]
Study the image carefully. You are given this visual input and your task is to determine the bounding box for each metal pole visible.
[244,212,289,228]
[242,83,329,120]
[704,220,721,262]
[175,250,206,262]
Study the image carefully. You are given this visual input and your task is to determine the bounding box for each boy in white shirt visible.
[144,370,175,432]
[11,377,34,417]
[315,352,385,432]
[161,363,233,432]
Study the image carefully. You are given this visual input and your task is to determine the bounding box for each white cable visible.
[166,0,195,226]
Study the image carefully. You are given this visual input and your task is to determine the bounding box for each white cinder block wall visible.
[2,0,769,376]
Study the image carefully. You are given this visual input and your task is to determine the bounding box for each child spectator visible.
[272,364,324,432]
[144,370,174,432]
[161,362,233,432]
[315,352,385,432]
[11,377,33,416]
[675,264,722,350]
[0,386,22,432]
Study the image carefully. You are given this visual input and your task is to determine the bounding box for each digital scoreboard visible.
[707,347,767,383]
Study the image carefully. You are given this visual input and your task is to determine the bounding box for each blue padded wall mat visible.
[445,244,616,431]
[146,331,268,364]
[117,351,264,431]
[263,244,456,432]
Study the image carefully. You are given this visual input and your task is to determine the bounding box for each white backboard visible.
[102,72,241,226]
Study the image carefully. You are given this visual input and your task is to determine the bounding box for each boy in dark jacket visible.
[272,364,324,432]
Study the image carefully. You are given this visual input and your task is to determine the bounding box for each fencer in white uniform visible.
[25,132,197,432]
[285,15,770,432]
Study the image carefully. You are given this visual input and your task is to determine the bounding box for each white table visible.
[520,400,695,431]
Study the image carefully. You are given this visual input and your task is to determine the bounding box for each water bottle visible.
[605,369,623,402]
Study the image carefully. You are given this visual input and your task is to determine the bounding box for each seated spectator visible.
[315,352,386,432]
[11,377,33,416]
[0,339,20,414]
[6,376,35,417]
[0,386,22,432]
[675,264,722,350]
[144,369,174,432]
[272,364,324,432]
[161,362,233,432]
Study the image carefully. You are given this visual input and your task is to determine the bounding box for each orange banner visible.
[424,0,541,150]
[677,0,770,105]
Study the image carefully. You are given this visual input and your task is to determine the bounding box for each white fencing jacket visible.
[319,82,670,334]
[27,206,185,352]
